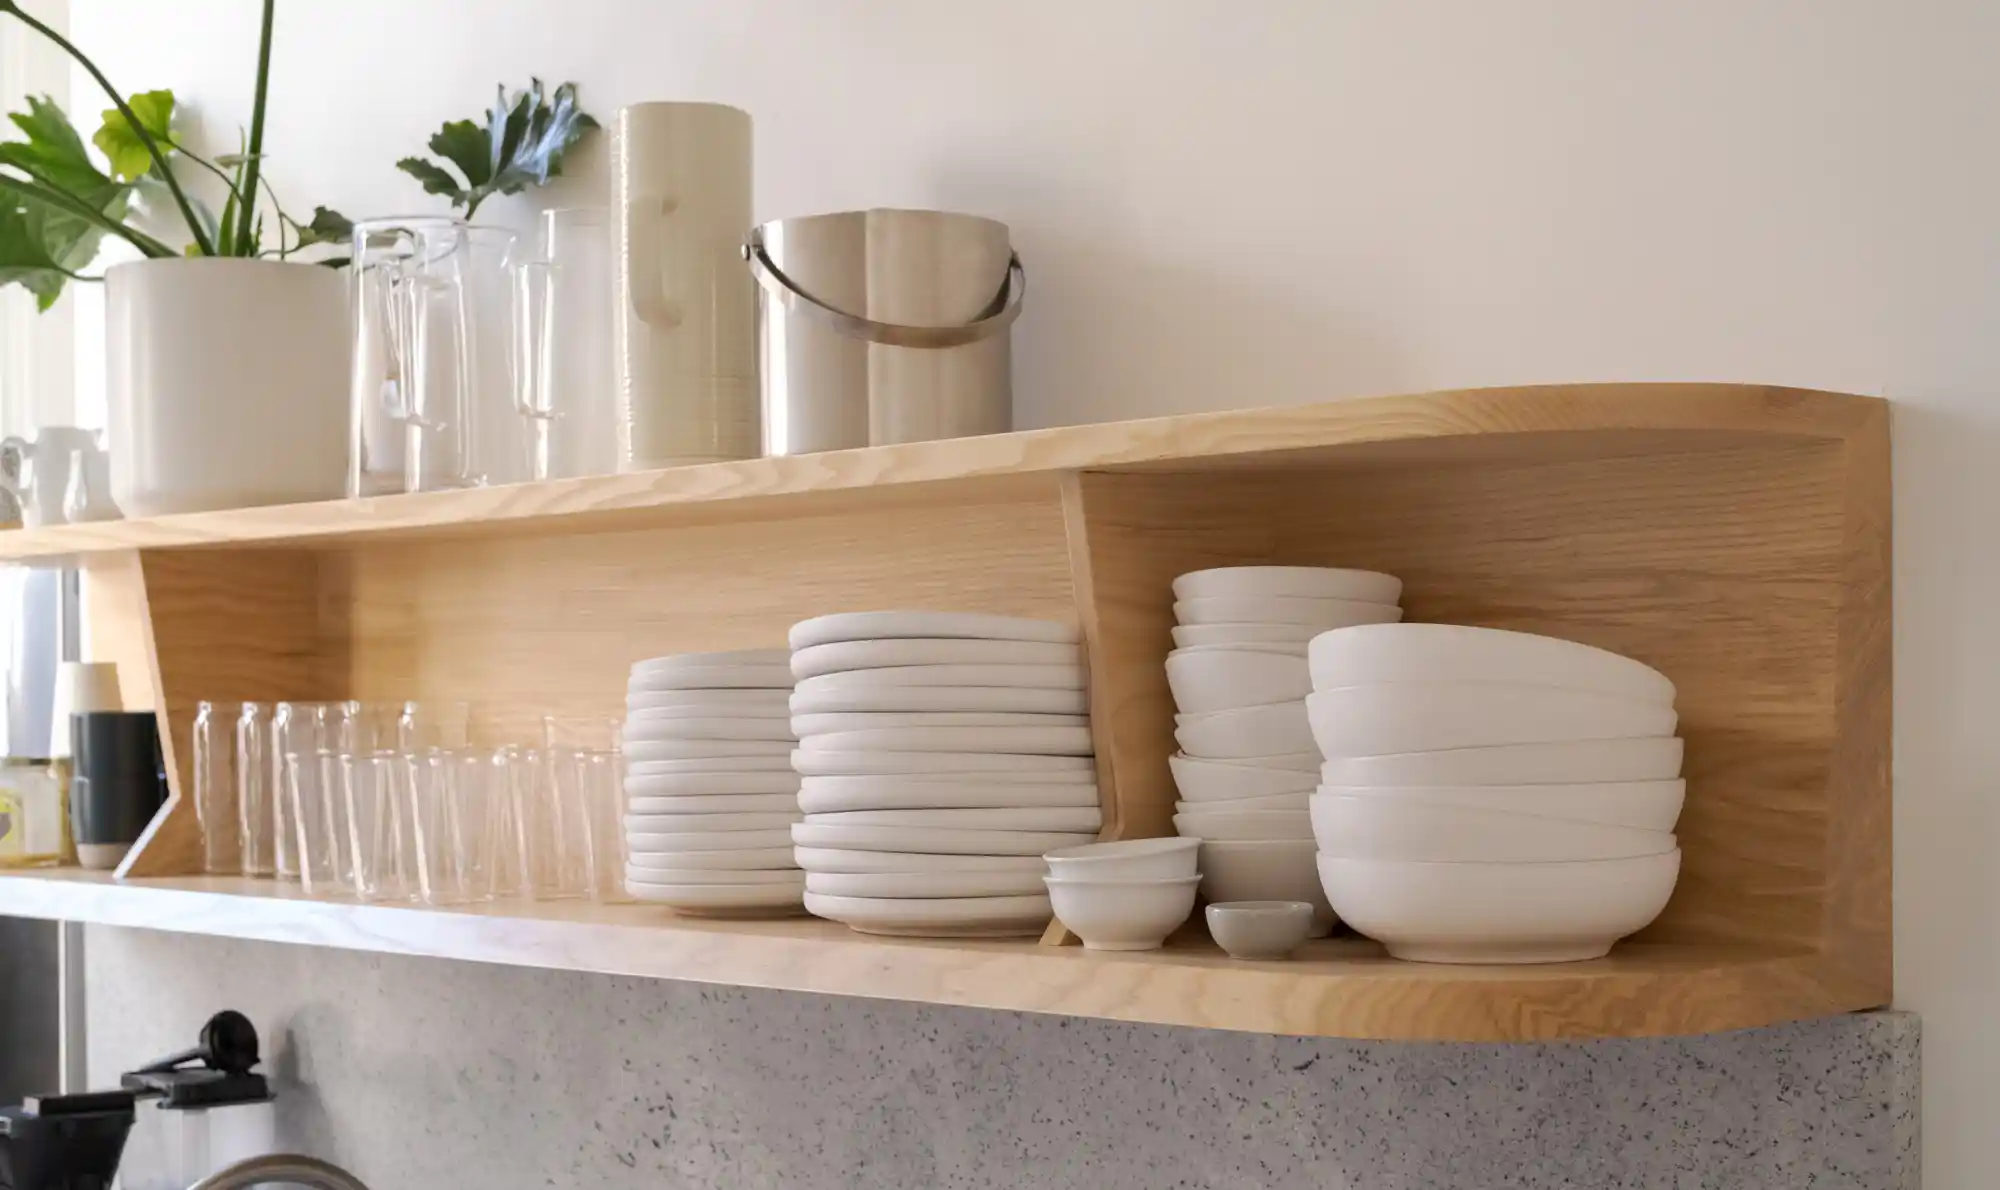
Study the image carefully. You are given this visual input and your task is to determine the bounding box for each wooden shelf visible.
[0,868,1865,1042]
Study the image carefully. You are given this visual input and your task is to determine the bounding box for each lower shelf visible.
[0,868,1868,1042]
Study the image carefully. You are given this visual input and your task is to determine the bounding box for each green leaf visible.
[92,89,176,182]
[292,205,353,250]
[398,79,598,216]
[394,156,462,199]
[0,95,113,196]
[427,119,491,188]
[0,95,132,305]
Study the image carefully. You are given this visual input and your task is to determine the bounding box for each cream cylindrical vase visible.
[612,102,758,469]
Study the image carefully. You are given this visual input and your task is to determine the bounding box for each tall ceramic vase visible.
[612,102,758,469]
[106,259,349,516]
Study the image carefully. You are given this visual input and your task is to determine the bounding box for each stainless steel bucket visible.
[743,209,1025,454]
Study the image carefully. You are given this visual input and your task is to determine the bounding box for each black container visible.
[68,713,164,870]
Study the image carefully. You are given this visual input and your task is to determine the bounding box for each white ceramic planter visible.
[106,258,349,516]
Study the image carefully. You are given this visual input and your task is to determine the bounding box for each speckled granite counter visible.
[82,926,1918,1189]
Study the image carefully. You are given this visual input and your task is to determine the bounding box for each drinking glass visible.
[284,749,349,896]
[406,748,491,905]
[566,749,627,902]
[514,208,616,480]
[497,746,588,899]
[342,751,413,901]
[348,216,458,497]
[272,701,348,885]
[235,702,274,877]
[192,701,240,874]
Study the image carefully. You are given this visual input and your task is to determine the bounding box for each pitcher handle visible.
[624,194,685,330]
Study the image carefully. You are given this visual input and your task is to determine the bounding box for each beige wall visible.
[64,1,1997,1185]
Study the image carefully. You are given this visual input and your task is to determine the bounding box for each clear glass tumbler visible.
[342,751,413,901]
[514,208,616,480]
[284,748,349,897]
[235,702,274,877]
[348,216,459,497]
[192,701,240,874]
[406,749,489,905]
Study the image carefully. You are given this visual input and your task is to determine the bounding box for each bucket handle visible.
[741,227,1025,350]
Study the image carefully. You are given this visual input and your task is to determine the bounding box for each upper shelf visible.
[0,383,1881,561]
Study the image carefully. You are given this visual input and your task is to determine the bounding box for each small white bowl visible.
[1173,701,1314,760]
[1172,623,1319,651]
[1172,808,1313,841]
[1045,874,1200,951]
[1307,623,1675,704]
[1174,595,1404,628]
[1307,794,1676,861]
[1174,791,1309,812]
[1316,851,1681,963]
[1198,840,1336,935]
[1205,901,1315,960]
[1172,566,1403,605]
[1305,683,1678,758]
[1319,780,1685,831]
[1165,649,1311,714]
[1320,737,1685,787]
[1044,837,1199,881]
[1169,754,1319,803]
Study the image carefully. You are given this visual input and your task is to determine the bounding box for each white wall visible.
[60,1,1999,1185]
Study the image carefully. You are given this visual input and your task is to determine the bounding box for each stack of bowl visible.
[1042,838,1201,951]
[786,611,1103,938]
[1164,566,1403,936]
[1307,624,1685,963]
[623,648,803,914]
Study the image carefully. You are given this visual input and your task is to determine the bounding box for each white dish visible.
[1196,751,1321,773]
[624,737,796,763]
[1174,791,1309,812]
[1307,623,1676,704]
[792,847,1048,874]
[1173,595,1403,628]
[790,683,1089,716]
[627,701,793,721]
[1204,901,1316,960]
[627,755,799,776]
[1045,874,1200,951]
[1320,779,1685,832]
[798,776,1098,814]
[803,891,1053,937]
[1164,649,1310,715]
[789,611,1077,650]
[1320,737,1685,787]
[804,806,1102,831]
[805,869,1049,898]
[1316,851,1681,963]
[627,689,794,714]
[793,664,1086,692]
[1171,623,1319,650]
[625,879,805,912]
[1168,753,1319,802]
[792,710,1089,736]
[1043,837,1199,881]
[624,865,802,886]
[627,829,796,852]
[1172,701,1313,760]
[622,717,796,742]
[1306,684,1678,757]
[629,793,801,814]
[632,647,791,674]
[1171,809,1312,841]
[624,770,802,798]
[1309,794,1677,861]
[1198,840,1336,936]
[796,725,1094,757]
[629,665,794,692]
[791,638,1080,680]
[627,846,797,871]
[791,822,1095,855]
[624,810,802,833]
[1173,566,1403,604]
[791,749,1096,778]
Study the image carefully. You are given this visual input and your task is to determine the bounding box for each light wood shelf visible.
[6,382,1891,1041]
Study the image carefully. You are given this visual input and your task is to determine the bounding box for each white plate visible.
[624,738,796,763]
[625,811,801,832]
[626,755,798,775]
[629,666,795,692]
[796,725,1093,756]
[1172,566,1404,604]
[625,771,801,798]
[628,846,797,871]
[622,718,797,742]
[791,749,1095,777]
[798,776,1098,814]
[632,648,791,674]
[625,865,802,885]
[804,806,1102,831]
[805,869,1049,898]
[629,793,800,814]
[790,684,1089,716]
[789,611,1077,650]
[627,690,794,714]
[793,847,1050,874]
[793,664,1086,692]
[791,821,1095,855]
[803,891,1052,937]
[626,880,805,912]
[791,638,1081,680]
[791,711,1089,736]
[628,829,796,852]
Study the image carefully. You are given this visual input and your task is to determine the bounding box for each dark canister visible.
[69,710,165,870]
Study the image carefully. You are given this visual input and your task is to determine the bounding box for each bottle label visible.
[0,790,21,857]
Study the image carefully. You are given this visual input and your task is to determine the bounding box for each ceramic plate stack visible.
[1164,567,1403,936]
[623,648,804,915]
[1306,624,1685,963]
[786,611,1102,937]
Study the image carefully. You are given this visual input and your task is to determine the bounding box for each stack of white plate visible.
[1307,624,1685,963]
[1165,567,1403,936]
[786,611,1103,937]
[623,648,803,915]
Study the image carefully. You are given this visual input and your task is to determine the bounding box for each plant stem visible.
[0,172,175,258]
[0,2,216,256]
[235,0,275,257]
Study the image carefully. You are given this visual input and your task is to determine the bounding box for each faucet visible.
[187,1154,371,1190]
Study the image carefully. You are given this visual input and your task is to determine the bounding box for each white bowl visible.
[1168,754,1319,802]
[622,717,795,742]
[1198,840,1336,935]
[1307,794,1677,861]
[1172,701,1313,759]
[1174,595,1403,629]
[1305,684,1678,757]
[1307,623,1675,704]
[1198,751,1320,773]
[1171,623,1319,651]
[1320,737,1685,787]
[1043,837,1199,881]
[788,611,1077,650]
[790,637,1080,680]
[795,724,1094,756]
[1045,874,1201,951]
[1319,779,1685,831]
[1316,851,1681,963]
[803,806,1102,832]
[1164,648,1310,715]
[624,810,802,833]
[1174,791,1309,812]
[1172,809,1313,841]
[1204,901,1315,960]
[1173,566,1403,605]
[805,867,1050,898]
